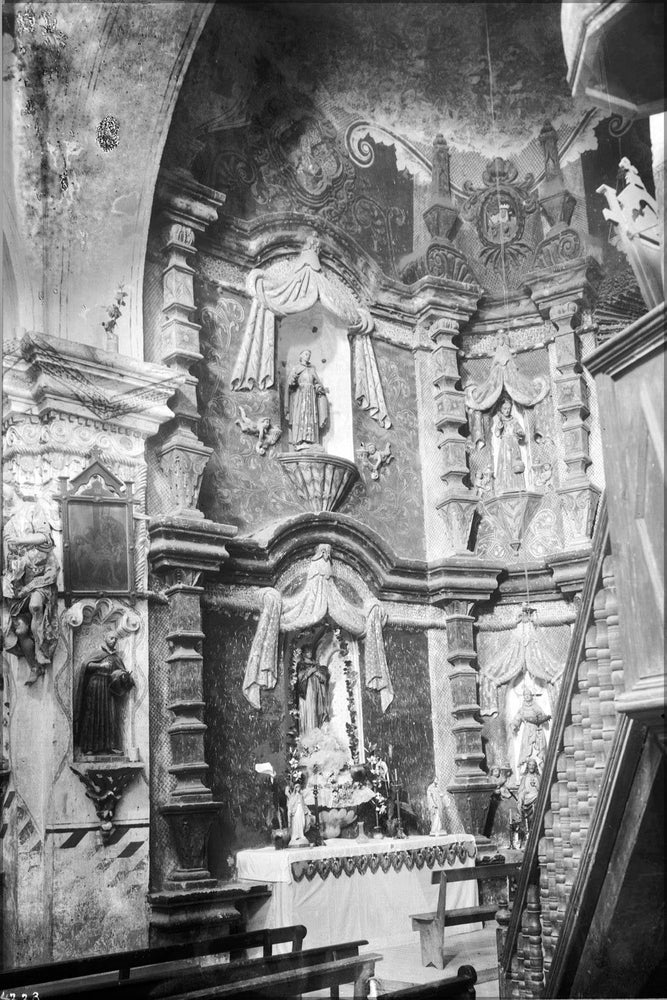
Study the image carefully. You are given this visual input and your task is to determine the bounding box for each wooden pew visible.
[0,934,379,999]
[0,925,306,996]
[159,951,383,999]
[374,963,477,999]
[140,938,374,1000]
[410,862,522,969]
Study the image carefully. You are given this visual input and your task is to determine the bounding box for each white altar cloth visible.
[238,834,480,951]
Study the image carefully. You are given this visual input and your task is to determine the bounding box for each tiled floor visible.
[368,926,500,997]
[308,926,498,998]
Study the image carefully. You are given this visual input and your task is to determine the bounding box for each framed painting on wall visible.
[60,460,135,603]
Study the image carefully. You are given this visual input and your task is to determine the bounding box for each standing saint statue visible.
[287,783,312,847]
[74,632,134,755]
[296,651,330,734]
[285,349,329,450]
[426,776,447,836]
[517,758,541,837]
[493,397,526,492]
[512,688,551,773]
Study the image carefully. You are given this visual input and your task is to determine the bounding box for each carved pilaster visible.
[149,516,237,894]
[153,170,226,519]
[444,600,494,834]
[551,301,601,547]
[431,318,479,554]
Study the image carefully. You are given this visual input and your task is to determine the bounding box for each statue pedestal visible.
[277,452,359,512]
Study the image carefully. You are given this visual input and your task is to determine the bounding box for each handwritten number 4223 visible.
[0,992,40,999]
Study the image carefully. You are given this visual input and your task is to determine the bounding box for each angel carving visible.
[235,406,282,455]
[357,441,394,480]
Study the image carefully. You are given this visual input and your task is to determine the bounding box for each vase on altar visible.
[356,821,370,842]
[272,828,290,850]
[318,806,357,839]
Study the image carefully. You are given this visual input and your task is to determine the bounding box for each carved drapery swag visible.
[479,609,564,716]
[242,544,394,711]
[464,333,550,448]
[231,241,391,429]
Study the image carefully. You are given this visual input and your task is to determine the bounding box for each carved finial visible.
[539,120,563,184]
[431,133,451,199]
[537,121,576,229]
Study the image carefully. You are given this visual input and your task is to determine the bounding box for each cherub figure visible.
[474,465,494,498]
[235,406,282,455]
[358,441,394,480]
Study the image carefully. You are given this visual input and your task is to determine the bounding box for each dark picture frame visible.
[60,460,135,603]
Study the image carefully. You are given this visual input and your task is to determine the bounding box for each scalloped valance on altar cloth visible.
[242,545,394,713]
[231,243,391,428]
[236,833,476,884]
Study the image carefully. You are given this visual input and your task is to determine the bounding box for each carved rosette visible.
[479,491,543,554]
[277,453,359,513]
[70,761,143,842]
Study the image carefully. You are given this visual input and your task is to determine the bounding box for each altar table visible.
[237,834,480,951]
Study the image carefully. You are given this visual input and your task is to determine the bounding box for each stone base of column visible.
[148,883,270,947]
[448,782,497,839]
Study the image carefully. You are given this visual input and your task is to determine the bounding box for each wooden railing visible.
[499,495,615,995]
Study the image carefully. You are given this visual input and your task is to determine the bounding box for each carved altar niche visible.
[463,329,563,559]
[285,623,364,757]
[64,598,142,763]
[278,302,354,460]
[477,604,571,785]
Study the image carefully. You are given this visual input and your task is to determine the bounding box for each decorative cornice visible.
[149,516,238,575]
[3,332,184,438]
[214,512,503,604]
[583,301,665,378]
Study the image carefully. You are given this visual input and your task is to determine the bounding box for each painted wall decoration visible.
[346,341,425,558]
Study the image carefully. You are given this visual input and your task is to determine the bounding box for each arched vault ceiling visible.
[187,1,596,161]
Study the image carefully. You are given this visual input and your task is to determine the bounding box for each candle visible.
[388,744,393,760]
[394,768,398,783]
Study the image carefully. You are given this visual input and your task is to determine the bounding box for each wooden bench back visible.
[0,925,307,989]
[431,862,522,885]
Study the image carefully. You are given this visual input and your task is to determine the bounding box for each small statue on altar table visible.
[287,782,312,848]
[426,776,446,836]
